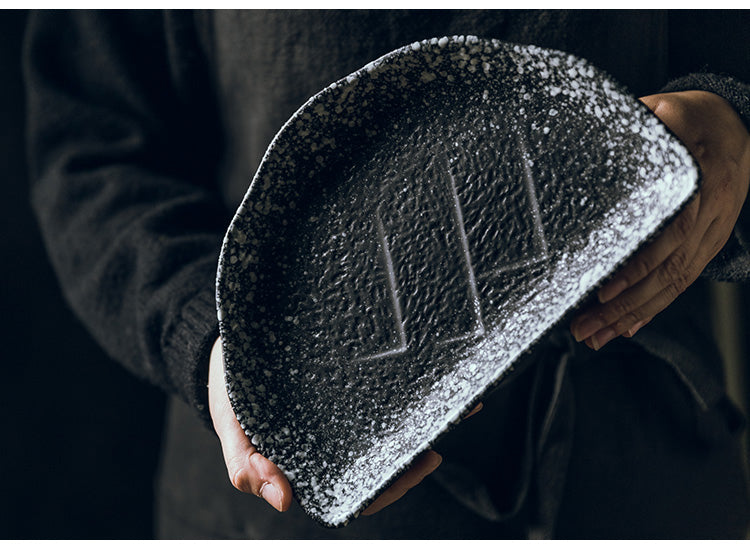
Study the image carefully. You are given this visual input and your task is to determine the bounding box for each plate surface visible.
[216,36,698,527]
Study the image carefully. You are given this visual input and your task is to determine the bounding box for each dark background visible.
[2,9,749,540]
[1,11,165,539]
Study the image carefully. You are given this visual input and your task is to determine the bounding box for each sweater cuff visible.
[660,72,750,132]
[165,288,219,428]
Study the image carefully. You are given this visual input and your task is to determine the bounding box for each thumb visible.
[639,93,661,113]
[208,337,293,512]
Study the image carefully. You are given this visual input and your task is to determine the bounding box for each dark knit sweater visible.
[23,10,750,537]
[23,8,750,423]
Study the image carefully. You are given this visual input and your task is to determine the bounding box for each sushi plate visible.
[216,36,699,528]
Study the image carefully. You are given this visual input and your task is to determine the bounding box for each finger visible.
[584,214,727,350]
[585,315,652,348]
[585,207,733,349]
[208,338,292,512]
[573,247,694,344]
[573,229,702,346]
[594,195,700,305]
[220,419,293,512]
[588,252,704,350]
[639,94,660,113]
[464,402,483,419]
[360,450,442,516]
[585,319,650,347]
[623,316,652,338]
[572,198,708,344]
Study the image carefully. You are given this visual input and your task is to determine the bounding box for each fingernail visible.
[464,402,483,419]
[260,482,283,512]
[625,320,647,338]
[591,327,616,351]
[572,315,605,342]
[598,279,628,303]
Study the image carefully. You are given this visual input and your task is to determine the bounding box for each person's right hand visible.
[208,336,481,515]
[570,91,750,349]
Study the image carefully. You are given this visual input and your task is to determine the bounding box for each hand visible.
[208,336,292,512]
[209,336,483,515]
[570,91,750,349]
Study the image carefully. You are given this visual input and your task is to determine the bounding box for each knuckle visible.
[651,94,687,125]
[613,312,641,334]
[658,249,689,288]
[230,472,249,494]
[671,210,696,241]
[630,255,654,282]
[673,269,691,293]
[651,95,677,119]
[248,450,269,476]
[227,456,255,494]
[608,295,634,321]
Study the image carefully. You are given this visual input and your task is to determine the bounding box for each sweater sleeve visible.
[658,10,750,283]
[24,10,227,425]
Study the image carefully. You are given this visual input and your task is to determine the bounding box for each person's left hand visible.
[570,90,750,349]
[209,331,485,517]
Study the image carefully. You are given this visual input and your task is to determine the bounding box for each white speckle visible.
[219,36,699,529]
[420,71,436,83]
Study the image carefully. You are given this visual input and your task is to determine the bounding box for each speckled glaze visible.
[216,36,699,528]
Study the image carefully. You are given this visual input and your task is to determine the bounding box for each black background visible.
[2,9,749,540]
[1,11,165,539]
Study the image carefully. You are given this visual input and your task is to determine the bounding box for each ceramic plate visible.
[216,36,699,528]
